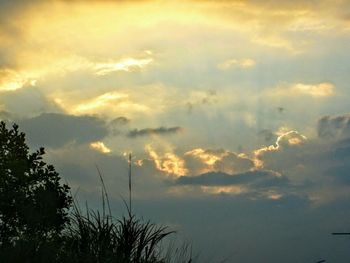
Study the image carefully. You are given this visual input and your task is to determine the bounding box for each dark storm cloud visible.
[127,126,183,138]
[176,170,288,188]
[19,113,108,148]
[318,114,350,139]
[110,116,130,126]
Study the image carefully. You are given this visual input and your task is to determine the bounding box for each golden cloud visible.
[1,0,346,76]
[185,148,224,167]
[145,145,188,177]
[94,57,153,76]
[269,82,335,98]
[90,141,112,154]
[0,69,37,92]
[185,148,254,175]
[291,83,335,97]
[72,92,129,113]
[54,90,151,117]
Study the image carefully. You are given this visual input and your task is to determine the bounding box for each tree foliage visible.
[0,121,72,246]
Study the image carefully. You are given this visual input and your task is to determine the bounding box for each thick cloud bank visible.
[19,113,108,148]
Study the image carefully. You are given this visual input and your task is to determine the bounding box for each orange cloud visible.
[145,145,188,177]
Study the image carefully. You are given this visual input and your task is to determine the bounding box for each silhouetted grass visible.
[163,240,193,263]
[0,204,193,263]
[59,204,179,263]
[55,166,193,263]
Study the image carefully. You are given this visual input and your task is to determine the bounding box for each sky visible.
[1,0,350,262]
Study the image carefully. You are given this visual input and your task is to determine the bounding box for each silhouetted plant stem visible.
[129,153,132,217]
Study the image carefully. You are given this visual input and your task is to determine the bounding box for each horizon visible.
[1,0,350,262]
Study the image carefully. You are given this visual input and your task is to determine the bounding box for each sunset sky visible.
[1,0,350,262]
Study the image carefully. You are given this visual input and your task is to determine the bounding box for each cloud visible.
[0,69,37,91]
[107,116,130,135]
[0,87,62,117]
[72,91,129,113]
[252,35,299,53]
[318,114,350,139]
[184,148,254,175]
[185,90,218,114]
[270,82,335,97]
[94,56,153,76]
[127,126,183,138]
[110,116,130,126]
[254,130,307,168]
[214,152,255,173]
[0,50,153,93]
[291,83,335,97]
[19,113,108,148]
[90,141,111,154]
[62,91,150,114]
[60,90,152,117]
[176,170,286,187]
[46,144,130,197]
[174,169,289,196]
[145,145,188,177]
[217,58,256,70]
[258,129,276,143]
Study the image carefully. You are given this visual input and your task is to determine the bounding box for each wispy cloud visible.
[66,91,149,116]
[94,56,153,76]
[128,126,183,138]
[73,92,129,113]
[217,58,256,70]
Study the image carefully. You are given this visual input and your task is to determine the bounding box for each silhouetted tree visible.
[0,121,193,262]
[0,121,71,249]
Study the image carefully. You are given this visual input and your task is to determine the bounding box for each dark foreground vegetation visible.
[0,121,192,263]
